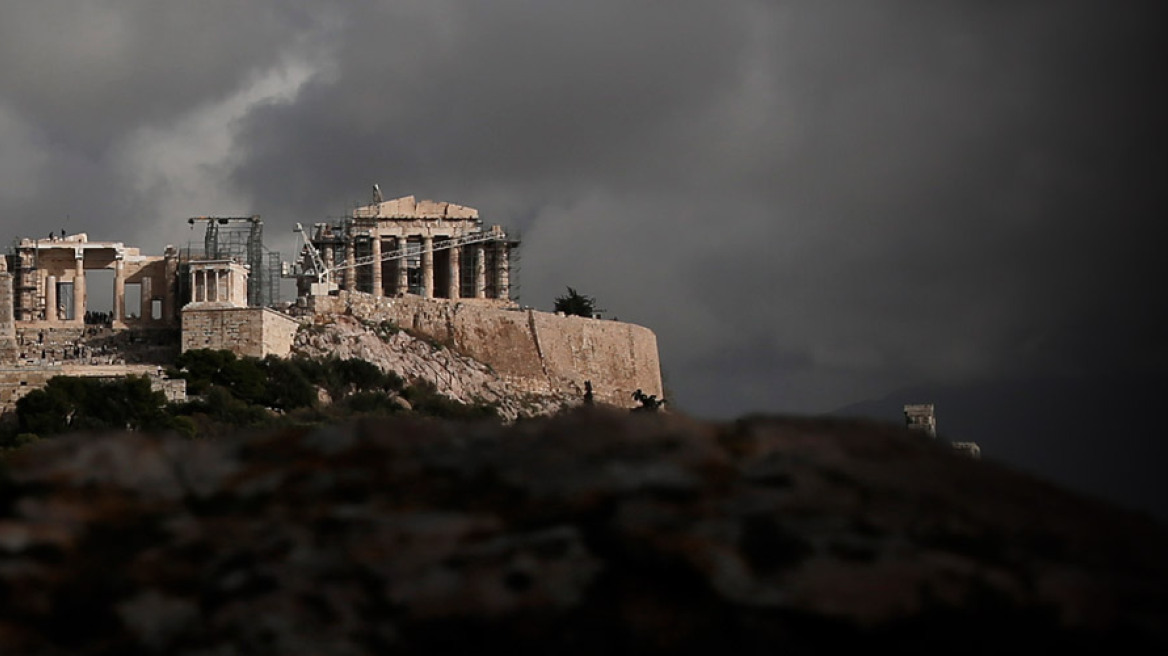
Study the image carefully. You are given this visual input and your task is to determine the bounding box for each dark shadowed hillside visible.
[1,410,1165,654]
[833,374,1168,523]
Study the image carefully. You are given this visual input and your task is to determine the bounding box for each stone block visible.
[444,203,479,219]
[181,307,299,359]
[415,200,447,218]
[383,196,417,217]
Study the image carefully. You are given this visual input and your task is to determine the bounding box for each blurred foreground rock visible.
[0,411,1165,654]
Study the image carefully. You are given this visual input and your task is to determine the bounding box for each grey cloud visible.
[231,1,752,220]
[1,1,1165,421]
[0,2,317,152]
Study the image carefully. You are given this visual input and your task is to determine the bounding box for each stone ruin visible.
[1,191,664,418]
[903,403,938,438]
[904,403,982,458]
[298,193,518,302]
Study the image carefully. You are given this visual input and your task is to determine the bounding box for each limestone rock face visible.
[304,293,664,409]
[292,314,573,420]
[0,412,1164,654]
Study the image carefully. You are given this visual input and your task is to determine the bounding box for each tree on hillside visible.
[554,287,601,318]
[15,375,172,436]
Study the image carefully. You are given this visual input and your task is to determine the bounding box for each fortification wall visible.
[305,292,662,407]
[528,311,661,402]
[182,307,299,358]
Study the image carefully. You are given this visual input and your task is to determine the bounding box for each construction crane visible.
[294,223,332,289]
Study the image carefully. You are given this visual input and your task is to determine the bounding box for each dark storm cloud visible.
[0,1,325,241]
[231,1,752,219]
[2,1,1165,420]
[0,2,313,152]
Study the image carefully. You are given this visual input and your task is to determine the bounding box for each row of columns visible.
[38,264,145,322]
[38,254,89,322]
[345,236,510,301]
[190,269,234,304]
[23,246,177,324]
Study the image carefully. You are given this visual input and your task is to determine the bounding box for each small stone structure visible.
[186,260,249,308]
[180,259,298,358]
[951,441,982,459]
[903,403,937,438]
[905,403,982,457]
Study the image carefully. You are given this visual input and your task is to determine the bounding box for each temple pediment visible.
[353,195,479,220]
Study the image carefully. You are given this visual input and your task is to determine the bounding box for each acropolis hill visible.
[0,192,664,420]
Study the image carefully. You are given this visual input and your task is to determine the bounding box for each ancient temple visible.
[5,233,179,326]
[298,194,518,302]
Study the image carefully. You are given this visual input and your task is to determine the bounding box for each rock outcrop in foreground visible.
[1,412,1165,653]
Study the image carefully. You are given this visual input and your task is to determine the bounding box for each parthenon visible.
[298,194,518,302]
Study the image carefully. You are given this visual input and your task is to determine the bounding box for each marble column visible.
[140,277,152,319]
[45,275,57,322]
[474,244,486,299]
[114,258,125,322]
[371,235,383,297]
[73,252,85,323]
[447,245,461,300]
[422,236,434,299]
[396,237,409,295]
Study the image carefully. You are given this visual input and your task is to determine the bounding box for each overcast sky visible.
[2,1,1165,423]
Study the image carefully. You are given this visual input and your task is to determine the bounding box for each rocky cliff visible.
[300,293,663,409]
[291,314,576,420]
[1,412,1164,653]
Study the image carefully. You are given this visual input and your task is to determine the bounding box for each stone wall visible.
[0,368,51,415]
[6,324,178,367]
[0,364,182,418]
[304,292,663,407]
[181,307,299,358]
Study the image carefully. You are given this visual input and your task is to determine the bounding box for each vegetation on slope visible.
[0,349,499,448]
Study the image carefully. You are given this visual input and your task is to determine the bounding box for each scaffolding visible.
[185,216,283,307]
[8,239,43,321]
[505,227,522,304]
